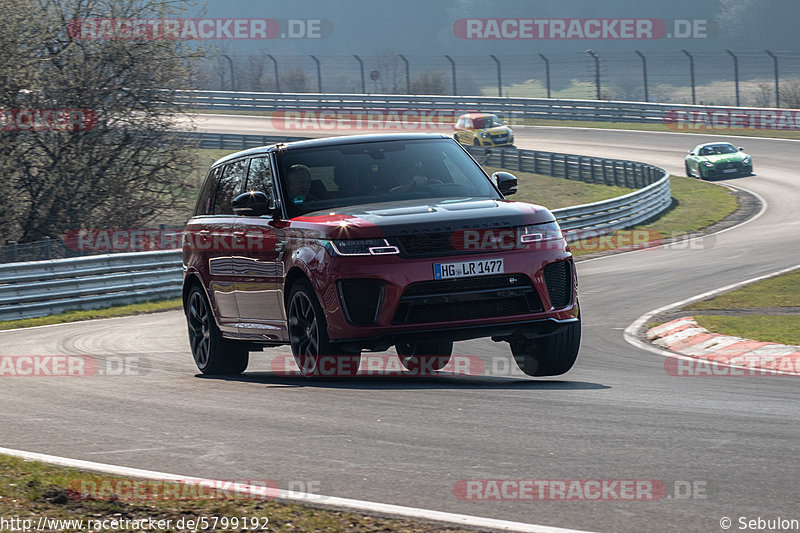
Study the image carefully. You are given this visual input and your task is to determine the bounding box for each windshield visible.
[473,115,503,129]
[699,143,738,155]
[276,138,500,217]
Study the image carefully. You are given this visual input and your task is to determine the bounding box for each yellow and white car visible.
[454,113,514,148]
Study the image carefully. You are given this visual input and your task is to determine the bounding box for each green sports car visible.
[685,142,753,179]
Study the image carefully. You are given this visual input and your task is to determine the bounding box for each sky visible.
[194,0,800,56]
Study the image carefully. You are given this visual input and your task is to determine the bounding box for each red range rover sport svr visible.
[182,133,580,378]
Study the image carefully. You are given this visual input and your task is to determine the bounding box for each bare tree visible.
[373,52,403,94]
[283,67,309,93]
[780,79,800,109]
[0,0,204,243]
[410,71,447,95]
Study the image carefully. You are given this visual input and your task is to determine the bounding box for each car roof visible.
[211,132,451,168]
[459,113,498,119]
[696,142,735,148]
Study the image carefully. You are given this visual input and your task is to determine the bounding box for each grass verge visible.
[632,175,739,238]
[567,174,738,257]
[483,166,634,209]
[692,315,800,346]
[687,269,800,310]
[0,299,182,331]
[686,269,800,345]
[0,454,470,533]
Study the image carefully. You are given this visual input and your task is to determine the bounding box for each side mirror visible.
[688,149,694,154]
[738,147,744,151]
[232,191,273,217]
[492,171,518,196]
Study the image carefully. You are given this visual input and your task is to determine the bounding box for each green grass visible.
[0,454,470,533]
[485,169,738,256]
[693,315,800,346]
[687,269,800,310]
[567,175,738,255]
[633,175,739,238]
[484,166,635,209]
[0,299,182,331]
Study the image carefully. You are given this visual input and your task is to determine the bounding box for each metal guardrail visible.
[0,251,182,321]
[464,145,671,235]
[174,89,786,124]
[0,132,669,321]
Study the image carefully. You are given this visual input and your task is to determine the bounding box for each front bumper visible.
[477,135,514,147]
[302,245,578,348]
[703,162,752,178]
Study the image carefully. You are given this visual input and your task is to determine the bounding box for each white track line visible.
[0,447,597,533]
[624,263,800,376]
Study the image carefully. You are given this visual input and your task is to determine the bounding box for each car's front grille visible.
[543,260,572,309]
[391,232,497,258]
[393,274,542,324]
[717,162,741,170]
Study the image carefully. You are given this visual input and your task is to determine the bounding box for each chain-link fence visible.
[198,50,800,108]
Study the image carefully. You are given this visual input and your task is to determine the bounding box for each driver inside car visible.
[286,164,319,204]
[390,162,441,193]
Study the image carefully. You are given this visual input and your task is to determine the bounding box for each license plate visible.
[723,168,738,173]
[433,259,504,280]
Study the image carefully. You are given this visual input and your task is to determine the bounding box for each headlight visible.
[703,162,714,167]
[743,157,751,164]
[480,131,489,138]
[519,222,563,244]
[324,238,399,256]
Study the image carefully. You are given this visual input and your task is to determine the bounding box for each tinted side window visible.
[244,156,274,201]
[213,159,249,215]
[195,167,219,216]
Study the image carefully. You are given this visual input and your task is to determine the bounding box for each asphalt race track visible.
[1,115,798,533]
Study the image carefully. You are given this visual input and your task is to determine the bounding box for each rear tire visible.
[185,285,249,375]
[288,280,361,378]
[510,315,581,377]
[396,341,453,373]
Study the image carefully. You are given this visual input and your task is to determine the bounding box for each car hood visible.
[698,152,747,164]
[290,198,552,239]
[482,126,512,135]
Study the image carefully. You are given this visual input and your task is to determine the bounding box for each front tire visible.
[396,341,453,374]
[509,315,581,377]
[685,161,693,177]
[186,285,249,375]
[288,280,361,378]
